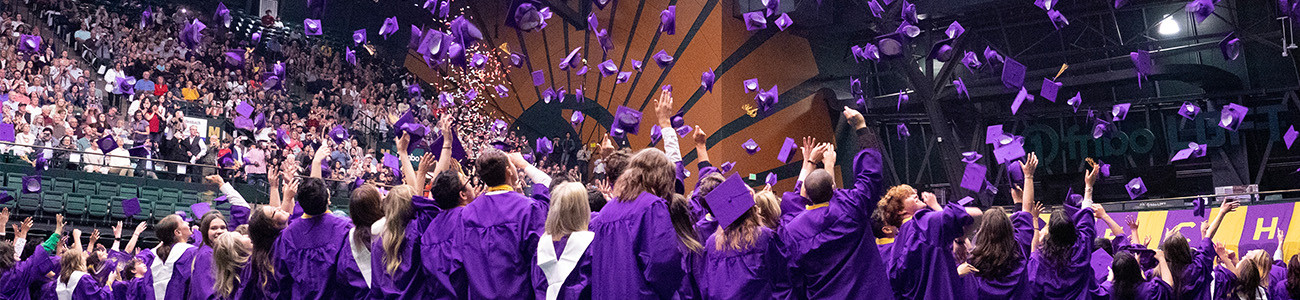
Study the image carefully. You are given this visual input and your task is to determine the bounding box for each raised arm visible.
[839,107,885,213]
[508,152,551,188]
[432,116,455,176]
[310,144,329,178]
[1020,153,1038,213]
[1205,200,1241,240]
[1092,204,1124,237]
[124,221,145,254]
[110,221,122,251]
[1156,249,1173,286]
[691,126,709,166]
[653,89,682,163]
[1082,159,1100,208]
[797,137,819,187]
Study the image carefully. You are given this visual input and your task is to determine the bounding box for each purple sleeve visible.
[835,148,885,218]
[637,201,686,297]
[1213,265,1239,299]
[269,238,290,300]
[229,204,252,230]
[1074,207,1097,248]
[932,202,975,242]
[768,233,793,300]
[778,192,806,226]
[1141,279,1173,300]
[1195,237,1218,269]
[531,183,551,205]
[1009,211,1035,256]
[74,274,113,299]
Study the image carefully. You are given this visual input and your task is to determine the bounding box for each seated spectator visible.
[261,10,276,27]
[153,76,168,97]
[135,71,156,95]
[182,80,199,101]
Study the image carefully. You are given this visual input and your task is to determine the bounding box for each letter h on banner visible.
[1255,217,1280,240]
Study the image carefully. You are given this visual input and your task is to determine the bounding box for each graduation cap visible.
[1126,177,1147,199]
[610,106,642,137]
[17,34,40,53]
[234,115,255,131]
[1006,160,1025,182]
[437,0,451,17]
[1033,0,1055,10]
[428,130,468,161]
[1130,51,1154,88]
[570,112,584,128]
[632,60,644,72]
[650,125,663,145]
[744,78,760,94]
[1041,79,1062,102]
[329,125,349,144]
[1170,142,1208,162]
[706,174,756,228]
[542,88,556,103]
[954,78,970,100]
[961,52,982,70]
[407,25,424,50]
[993,135,1026,164]
[343,47,358,66]
[352,29,367,45]
[215,2,231,27]
[597,29,614,55]
[961,151,983,163]
[985,125,1006,144]
[742,139,761,155]
[598,60,619,77]
[675,125,692,137]
[764,0,781,15]
[224,50,245,68]
[1219,103,1248,131]
[928,38,956,62]
[1090,249,1113,279]
[1220,32,1240,61]
[1067,92,1082,112]
[450,16,483,48]
[236,102,255,117]
[774,14,793,31]
[218,150,237,168]
[1002,57,1026,90]
[574,87,585,102]
[0,191,11,204]
[22,175,41,193]
[653,50,674,68]
[530,70,545,86]
[984,46,1004,64]
[946,21,966,39]
[510,2,545,31]
[702,68,716,93]
[559,47,583,70]
[1186,0,1215,24]
[119,76,136,95]
[756,85,779,113]
[1285,125,1297,150]
[181,20,206,48]
[1112,103,1131,122]
[660,6,676,35]
[97,135,119,153]
[191,202,213,220]
[492,119,509,133]
[1011,87,1032,115]
[854,44,882,62]
[588,12,600,32]
[1046,10,1069,30]
[304,19,322,35]
[380,17,399,39]
[900,0,919,23]
[1091,118,1111,139]
[495,85,510,97]
[466,89,480,101]
[141,8,151,29]
[744,11,767,31]
[536,137,553,156]
[251,31,261,43]
[777,137,797,163]
[122,197,142,217]
[616,72,632,84]
[0,123,13,143]
[1179,102,1201,120]
[380,153,402,178]
[897,124,911,139]
[867,0,884,18]
[765,173,778,186]
[960,162,987,192]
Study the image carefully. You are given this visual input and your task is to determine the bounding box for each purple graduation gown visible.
[965,211,1036,300]
[1098,277,1174,299]
[888,202,974,300]
[1172,238,1219,300]
[461,184,550,299]
[0,243,56,300]
[1269,259,1292,300]
[1211,265,1239,300]
[141,244,199,300]
[55,273,112,300]
[368,196,442,300]
[269,213,354,300]
[700,227,791,299]
[589,192,686,299]
[531,234,594,300]
[335,229,371,299]
[1027,205,1097,300]
[187,245,216,300]
[420,206,468,299]
[235,262,269,300]
[777,148,896,300]
[111,276,151,300]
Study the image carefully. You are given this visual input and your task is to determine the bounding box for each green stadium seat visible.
[5,174,22,191]
[89,195,110,219]
[17,193,39,213]
[75,180,97,195]
[97,182,119,198]
[52,178,74,194]
[41,193,63,215]
[64,194,88,217]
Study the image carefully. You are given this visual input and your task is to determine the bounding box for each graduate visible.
[1220,248,1274,300]
[963,153,1040,300]
[461,145,552,299]
[1027,161,1119,300]
[109,257,150,300]
[777,107,895,300]
[1103,251,1173,300]
[699,173,791,299]
[187,210,228,300]
[269,173,353,300]
[0,214,61,300]
[210,232,252,300]
[145,214,198,300]
[54,247,112,300]
[420,168,476,299]
[242,202,288,300]
[1159,197,1239,300]
[1278,255,1300,300]
[338,184,380,298]
[887,188,983,300]
[532,182,594,300]
[369,120,449,300]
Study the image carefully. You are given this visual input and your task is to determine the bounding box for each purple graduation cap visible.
[954,78,970,100]
[588,12,600,32]
[672,111,686,128]
[1067,92,1083,112]
[1033,0,1055,10]
[1011,87,1032,115]
[742,139,761,155]
[509,2,544,31]
[1003,57,1026,90]
[224,50,244,68]
[0,192,11,204]
[766,173,778,186]
[1283,125,1297,149]
[408,25,424,50]
[867,0,884,18]
[532,70,546,86]
[616,72,632,84]
[984,46,1004,64]
[234,115,255,131]
[570,112,584,128]
[492,119,509,133]
[1219,103,1248,131]
[97,135,118,153]
[961,151,982,163]
[576,65,589,76]
[744,78,760,94]
[985,125,1005,144]
[1126,177,1147,199]
[928,38,957,62]
[632,60,644,72]
[897,124,911,139]
[17,34,41,53]
[744,11,767,31]
[122,198,142,217]
[777,137,797,163]
[756,85,779,113]
[597,29,613,55]
[191,202,212,220]
[675,125,693,138]
[430,130,468,161]
[1170,142,1208,162]
[653,50,674,68]
[765,0,781,15]
[702,68,716,93]
[236,102,254,117]
[353,29,367,45]
[450,16,483,48]
[0,123,14,143]
[536,137,553,156]
[1007,160,1025,182]
[1041,79,1062,102]
[574,86,585,102]
[1186,0,1215,24]
[1178,102,1201,120]
[181,20,206,49]
[706,174,756,228]
[599,60,618,77]
[437,0,450,17]
[329,125,349,143]
[1112,103,1131,122]
[661,6,676,35]
[1130,51,1154,88]
[650,125,663,145]
[541,88,556,104]
[213,2,231,27]
[304,19,322,35]
[774,14,793,31]
[214,195,228,202]
[1091,118,1111,139]
[1096,159,1111,177]
[466,89,479,101]
[382,153,401,178]
[962,52,982,70]
[471,53,489,68]
[720,161,736,174]
[1047,10,1069,30]
[380,17,399,40]
[610,106,643,138]
[960,163,987,192]
[1090,249,1114,279]
[559,47,583,70]
[21,175,40,193]
[496,85,510,97]
[993,135,1026,164]
[901,0,918,23]
[1220,32,1241,60]
[594,0,611,9]
[947,21,966,39]
[440,91,457,107]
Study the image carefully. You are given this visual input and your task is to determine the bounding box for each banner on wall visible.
[1080,201,1300,261]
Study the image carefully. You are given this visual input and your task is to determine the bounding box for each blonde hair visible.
[714,207,762,251]
[212,232,251,298]
[381,185,416,275]
[59,248,87,284]
[753,190,781,229]
[545,182,591,238]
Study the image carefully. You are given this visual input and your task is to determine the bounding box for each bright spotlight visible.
[1158,16,1180,36]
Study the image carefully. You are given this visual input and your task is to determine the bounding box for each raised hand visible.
[821,143,837,167]
[800,137,818,163]
[843,107,866,130]
[1022,153,1038,177]
[395,132,410,155]
[1084,160,1101,187]
[1221,200,1241,214]
[17,217,32,240]
[282,177,301,202]
[133,222,147,236]
[0,207,9,227]
[691,126,707,146]
[206,174,225,187]
[88,229,101,248]
[1091,204,1107,218]
[112,221,123,239]
[54,214,65,235]
[957,262,979,276]
[1010,186,1023,204]
[417,153,437,174]
[654,88,675,129]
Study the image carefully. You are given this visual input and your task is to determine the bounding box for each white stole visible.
[55,271,87,300]
[151,243,195,300]
[348,228,373,287]
[536,231,595,300]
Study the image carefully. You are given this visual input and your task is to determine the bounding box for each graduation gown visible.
[1098,277,1174,300]
[1027,205,1097,300]
[145,243,199,300]
[187,245,216,300]
[965,211,1036,300]
[532,232,595,300]
[1172,238,1220,300]
[54,272,111,300]
[700,227,791,300]
[0,241,57,300]
[269,213,353,300]
[336,228,371,299]
[888,202,975,300]
[368,195,442,300]
[420,206,468,299]
[1269,259,1292,300]
[589,192,687,299]
[1211,265,1240,300]
[110,276,151,300]
[461,184,550,299]
[777,147,896,300]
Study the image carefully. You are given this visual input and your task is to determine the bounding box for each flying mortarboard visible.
[961,52,982,70]
[98,135,118,153]
[660,6,676,35]
[122,197,141,217]
[766,173,778,186]
[777,137,797,163]
[705,174,756,228]
[536,137,553,156]
[191,202,212,220]
[653,50,674,68]
[756,85,779,113]
[408,25,424,50]
[599,60,618,77]
[496,85,510,97]
[588,12,600,32]
[742,139,761,155]
[1090,249,1113,279]
[867,0,884,18]
[1011,87,1032,115]
[380,17,399,39]
[961,151,983,163]
[304,19,322,35]
[329,125,349,143]
[721,162,736,174]
[610,106,643,138]
[353,29,366,45]
[1283,125,1297,149]
[597,29,613,55]
[1041,79,1062,102]
[960,162,987,192]
[1186,0,1215,24]
[532,70,545,86]
[774,14,793,31]
[947,21,966,39]
[928,38,956,62]
[744,11,767,31]
[897,124,911,139]
[0,123,14,142]
[1112,103,1131,122]
[1126,177,1147,199]
[632,60,644,72]
[1130,51,1154,88]
[1067,93,1082,112]
[1007,160,1025,182]
[1002,57,1026,90]
[1170,142,1207,162]
[650,125,663,145]
[559,47,583,70]
[450,16,483,48]
[1047,10,1069,30]
[616,72,632,84]
[744,78,760,94]
[993,135,1026,164]
[466,89,479,101]
[0,191,10,204]
[570,112,584,128]
[702,68,716,93]
[119,76,136,95]
[18,34,40,53]
[984,46,1004,64]
[901,1,918,24]
[954,78,970,100]
[1219,103,1248,131]
[986,125,1005,144]
[1179,102,1201,120]
[1220,32,1241,61]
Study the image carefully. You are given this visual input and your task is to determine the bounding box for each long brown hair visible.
[155,215,185,260]
[248,205,284,289]
[670,194,703,253]
[59,248,86,284]
[969,207,1022,279]
[349,185,383,247]
[382,185,416,275]
[1042,210,1078,267]
[753,190,780,229]
[1286,254,1300,300]
[1161,231,1194,298]
[615,149,676,202]
[212,232,250,298]
[199,210,227,248]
